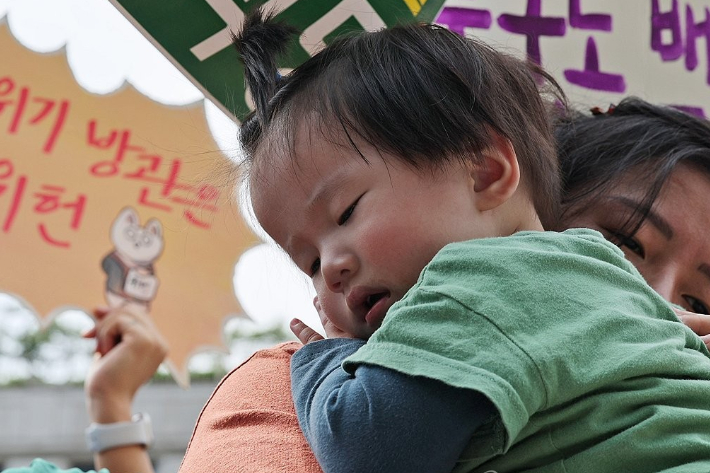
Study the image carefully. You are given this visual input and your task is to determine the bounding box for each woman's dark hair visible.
[234,7,566,228]
[554,97,710,232]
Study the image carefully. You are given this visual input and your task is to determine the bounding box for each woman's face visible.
[561,164,710,314]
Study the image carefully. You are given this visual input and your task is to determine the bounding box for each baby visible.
[235,8,710,473]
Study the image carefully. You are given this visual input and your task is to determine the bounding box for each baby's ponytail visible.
[233,7,298,126]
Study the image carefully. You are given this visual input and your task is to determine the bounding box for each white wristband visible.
[86,413,154,453]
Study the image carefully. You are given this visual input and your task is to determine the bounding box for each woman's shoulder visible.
[179,341,322,473]
[203,341,301,412]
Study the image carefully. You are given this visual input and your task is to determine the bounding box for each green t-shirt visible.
[345,229,710,472]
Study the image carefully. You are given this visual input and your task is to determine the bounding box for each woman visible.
[82,97,710,473]
[555,98,710,320]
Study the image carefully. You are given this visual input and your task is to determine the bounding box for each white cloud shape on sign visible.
[3,0,202,104]
[0,295,95,385]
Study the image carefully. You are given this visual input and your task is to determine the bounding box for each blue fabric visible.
[292,338,494,473]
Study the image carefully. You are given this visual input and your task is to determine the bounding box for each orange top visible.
[179,342,322,472]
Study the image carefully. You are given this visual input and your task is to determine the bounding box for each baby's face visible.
[251,124,496,339]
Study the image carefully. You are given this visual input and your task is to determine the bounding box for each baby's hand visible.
[290,318,325,344]
[290,296,353,344]
[674,308,710,350]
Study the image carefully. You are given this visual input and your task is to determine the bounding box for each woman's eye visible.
[310,258,321,277]
[611,232,645,258]
[683,295,709,315]
[338,195,363,226]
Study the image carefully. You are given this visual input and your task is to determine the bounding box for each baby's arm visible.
[291,339,494,473]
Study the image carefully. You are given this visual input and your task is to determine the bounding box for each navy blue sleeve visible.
[291,338,495,473]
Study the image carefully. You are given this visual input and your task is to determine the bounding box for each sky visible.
[0,0,320,383]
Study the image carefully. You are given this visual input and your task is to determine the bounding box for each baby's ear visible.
[469,133,520,211]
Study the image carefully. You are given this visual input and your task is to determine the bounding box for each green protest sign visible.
[109,0,446,122]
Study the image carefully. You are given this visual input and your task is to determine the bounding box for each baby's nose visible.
[321,251,357,292]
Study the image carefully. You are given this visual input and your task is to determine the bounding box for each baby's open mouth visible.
[365,292,388,310]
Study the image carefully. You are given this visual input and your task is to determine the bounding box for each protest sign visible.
[438,0,709,116]
[0,25,255,385]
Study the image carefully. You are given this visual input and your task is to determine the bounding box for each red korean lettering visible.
[0,77,70,154]
[33,184,87,248]
[0,158,27,233]
[87,120,145,176]
[180,184,220,230]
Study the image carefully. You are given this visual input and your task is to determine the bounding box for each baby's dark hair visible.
[554,98,710,232]
[234,7,565,228]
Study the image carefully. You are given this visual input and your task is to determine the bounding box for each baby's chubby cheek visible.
[313,286,350,330]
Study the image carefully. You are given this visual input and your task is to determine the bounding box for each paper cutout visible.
[101,207,163,310]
